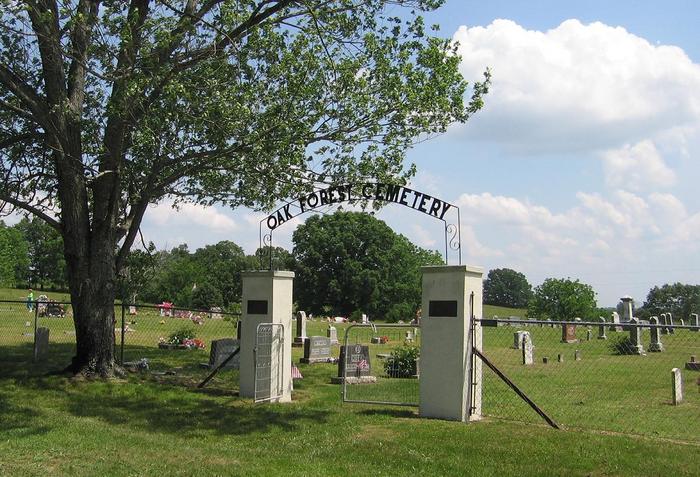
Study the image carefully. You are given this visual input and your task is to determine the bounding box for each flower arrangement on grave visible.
[379,336,389,344]
[158,326,205,349]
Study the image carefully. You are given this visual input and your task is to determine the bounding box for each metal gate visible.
[254,323,285,403]
[341,323,421,406]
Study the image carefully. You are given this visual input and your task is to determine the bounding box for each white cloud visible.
[453,19,700,152]
[149,200,238,232]
[602,140,676,191]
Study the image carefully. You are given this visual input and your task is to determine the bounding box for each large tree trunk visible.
[65,243,120,377]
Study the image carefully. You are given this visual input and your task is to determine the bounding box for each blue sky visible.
[139,1,700,307]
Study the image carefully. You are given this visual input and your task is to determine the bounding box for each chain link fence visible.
[477,318,700,442]
[341,324,421,406]
[0,299,240,371]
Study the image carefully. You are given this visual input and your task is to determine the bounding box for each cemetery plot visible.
[340,324,421,406]
[477,319,700,443]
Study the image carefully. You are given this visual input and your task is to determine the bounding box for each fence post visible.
[33,298,39,355]
[120,303,125,365]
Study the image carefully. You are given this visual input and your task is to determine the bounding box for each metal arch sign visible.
[259,182,461,267]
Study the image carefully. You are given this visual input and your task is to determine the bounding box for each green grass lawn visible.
[2,293,698,475]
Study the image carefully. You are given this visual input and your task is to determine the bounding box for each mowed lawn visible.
[0,293,700,476]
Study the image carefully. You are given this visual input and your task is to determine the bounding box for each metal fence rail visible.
[476,318,700,442]
[341,323,421,406]
[0,299,241,370]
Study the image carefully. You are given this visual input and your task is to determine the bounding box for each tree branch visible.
[0,193,61,231]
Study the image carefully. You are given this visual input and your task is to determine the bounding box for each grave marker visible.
[522,333,534,366]
[628,318,644,355]
[561,324,577,343]
[667,312,675,334]
[597,317,607,340]
[338,344,372,378]
[648,317,664,352]
[690,313,699,332]
[513,330,530,349]
[671,368,683,405]
[208,338,240,369]
[294,311,308,346]
[33,327,49,362]
[301,336,332,364]
[327,325,339,345]
[660,313,668,335]
[685,355,698,371]
[610,311,622,332]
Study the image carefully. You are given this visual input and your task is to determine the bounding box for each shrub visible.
[385,343,419,378]
[167,326,197,345]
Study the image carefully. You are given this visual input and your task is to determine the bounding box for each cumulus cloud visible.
[453,19,700,152]
[602,140,676,191]
[149,200,238,232]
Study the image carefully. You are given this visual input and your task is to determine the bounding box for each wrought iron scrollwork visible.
[260,233,273,270]
[446,223,460,251]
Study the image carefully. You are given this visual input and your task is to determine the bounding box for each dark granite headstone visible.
[301,336,332,364]
[208,338,239,369]
[338,344,371,377]
[33,327,49,362]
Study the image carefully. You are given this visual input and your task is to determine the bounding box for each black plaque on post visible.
[428,300,458,317]
[247,300,268,315]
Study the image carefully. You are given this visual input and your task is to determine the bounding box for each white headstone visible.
[648,316,664,352]
[610,311,622,332]
[660,313,669,335]
[521,333,534,365]
[667,312,675,334]
[295,310,307,344]
[671,368,683,405]
[597,317,607,340]
[327,325,338,345]
[691,313,700,332]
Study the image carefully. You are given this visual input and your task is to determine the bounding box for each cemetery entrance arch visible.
[258,182,461,268]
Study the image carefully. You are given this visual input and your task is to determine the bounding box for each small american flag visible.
[357,359,368,370]
[291,365,303,379]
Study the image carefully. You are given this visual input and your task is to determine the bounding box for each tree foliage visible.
[0,1,487,375]
[642,283,700,320]
[0,221,29,287]
[292,211,442,319]
[483,268,532,308]
[14,217,67,289]
[528,278,597,321]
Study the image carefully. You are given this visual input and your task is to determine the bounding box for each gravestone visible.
[327,325,339,345]
[210,307,223,319]
[667,312,675,334]
[294,311,308,346]
[620,296,633,322]
[648,317,664,352]
[301,336,332,364]
[561,324,577,343]
[33,327,49,362]
[557,354,564,363]
[513,331,530,349]
[586,329,592,341]
[208,338,240,369]
[690,313,699,332]
[628,318,644,355]
[128,305,137,315]
[542,357,549,364]
[574,350,581,361]
[659,313,668,335]
[338,344,372,378]
[405,330,414,342]
[685,355,699,371]
[597,317,607,340]
[610,311,622,332]
[671,368,683,405]
[521,333,534,366]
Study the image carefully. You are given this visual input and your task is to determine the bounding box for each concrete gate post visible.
[419,265,483,422]
[239,270,294,402]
